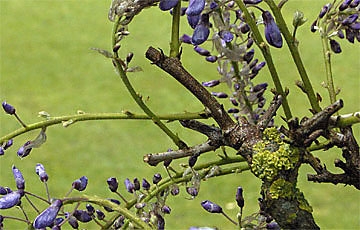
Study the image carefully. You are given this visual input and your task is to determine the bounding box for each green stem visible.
[169,1,181,57]
[62,195,152,230]
[320,32,337,104]
[0,111,209,143]
[264,0,322,113]
[104,157,250,228]
[111,17,187,149]
[234,0,292,120]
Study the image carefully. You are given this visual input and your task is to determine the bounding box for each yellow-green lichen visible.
[251,127,299,181]
[269,178,313,213]
[269,178,295,199]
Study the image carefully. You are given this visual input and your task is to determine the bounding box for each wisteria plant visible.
[0,0,359,229]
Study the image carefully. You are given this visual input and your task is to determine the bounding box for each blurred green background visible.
[0,0,359,229]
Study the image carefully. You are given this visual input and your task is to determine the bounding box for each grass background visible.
[0,0,359,229]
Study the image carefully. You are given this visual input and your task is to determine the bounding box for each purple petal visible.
[185,0,205,16]
[159,0,179,11]
[33,200,62,229]
[192,24,210,45]
[262,11,283,48]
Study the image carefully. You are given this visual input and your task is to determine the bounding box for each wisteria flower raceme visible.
[159,0,179,11]
[262,11,283,48]
[33,199,62,229]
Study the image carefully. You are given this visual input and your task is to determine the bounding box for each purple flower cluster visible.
[312,1,360,53]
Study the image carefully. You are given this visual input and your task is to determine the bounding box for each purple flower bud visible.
[244,0,262,4]
[72,176,88,191]
[247,38,254,48]
[201,200,222,213]
[124,178,135,193]
[65,213,79,229]
[318,3,331,18]
[346,28,355,43]
[142,178,151,190]
[162,205,171,214]
[3,139,13,150]
[219,30,234,42]
[96,210,105,220]
[342,14,358,26]
[126,52,134,63]
[188,154,198,167]
[153,173,162,184]
[249,58,259,69]
[17,141,32,158]
[194,46,211,56]
[228,108,240,113]
[262,11,283,48]
[54,217,64,226]
[0,190,22,209]
[202,80,220,87]
[159,0,179,11]
[104,198,120,212]
[252,61,266,74]
[230,97,239,106]
[350,22,360,30]
[350,0,360,7]
[239,23,250,33]
[0,147,4,156]
[12,165,25,190]
[205,56,218,63]
[211,92,228,98]
[330,39,342,53]
[157,214,165,230]
[2,101,15,115]
[133,178,140,191]
[73,210,92,222]
[171,184,180,196]
[210,1,218,10]
[33,199,62,229]
[236,187,245,208]
[186,187,198,197]
[338,30,345,39]
[310,20,318,33]
[185,0,205,16]
[266,221,280,229]
[339,0,352,11]
[252,83,268,92]
[180,34,192,44]
[35,163,49,182]
[0,187,8,195]
[164,158,172,167]
[192,23,210,45]
[107,177,118,192]
[187,14,201,29]
[86,204,95,215]
[243,49,255,63]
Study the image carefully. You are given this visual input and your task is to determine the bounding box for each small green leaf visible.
[91,47,113,58]
[293,10,307,28]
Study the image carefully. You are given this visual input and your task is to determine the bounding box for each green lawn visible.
[1,0,359,229]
